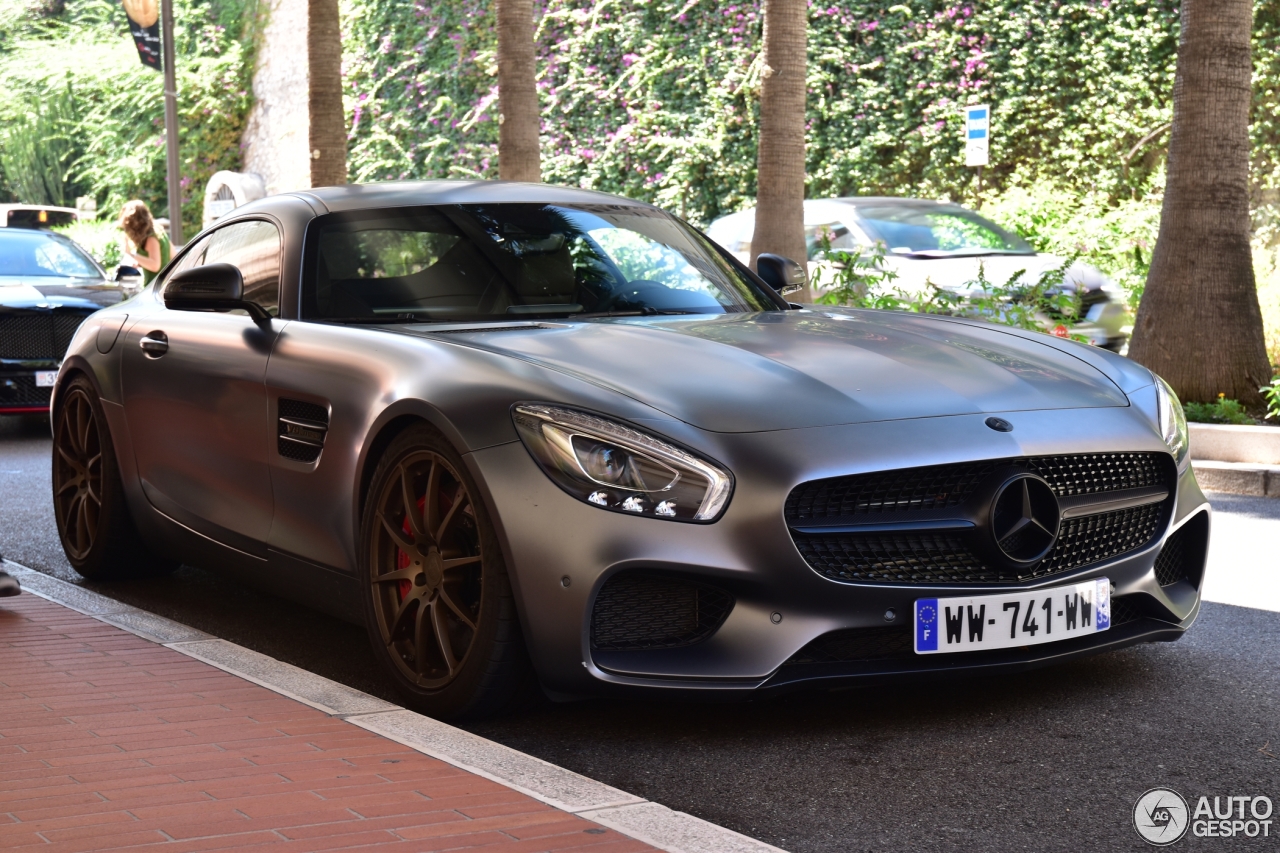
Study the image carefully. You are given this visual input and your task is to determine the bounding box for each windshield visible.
[854,205,1034,257]
[305,203,777,322]
[0,230,103,278]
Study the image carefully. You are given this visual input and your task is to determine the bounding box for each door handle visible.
[140,331,169,357]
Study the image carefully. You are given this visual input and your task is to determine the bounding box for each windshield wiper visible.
[320,315,428,324]
[576,308,704,318]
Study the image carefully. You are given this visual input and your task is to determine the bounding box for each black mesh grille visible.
[788,453,1174,586]
[591,573,734,651]
[787,452,1169,522]
[1110,595,1143,626]
[0,313,88,359]
[278,398,329,423]
[1153,513,1209,587]
[0,374,52,406]
[277,398,328,463]
[784,626,912,666]
[52,314,83,355]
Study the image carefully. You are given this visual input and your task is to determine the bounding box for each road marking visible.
[1,559,788,853]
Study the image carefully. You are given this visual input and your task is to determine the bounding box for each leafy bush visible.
[54,218,123,270]
[1184,395,1257,425]
[811,233,1085,337]
[1261,376,1280,421]
[0,0,256,236]
[342,0,1280,229]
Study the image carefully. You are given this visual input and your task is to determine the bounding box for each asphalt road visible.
[2,414,1277,852]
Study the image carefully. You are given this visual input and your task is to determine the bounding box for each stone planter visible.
[1189,423,1280,464]
[1189,422,1280,497]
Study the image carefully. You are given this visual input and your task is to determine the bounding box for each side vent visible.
[590,572,734,651]
[277,398,329,463]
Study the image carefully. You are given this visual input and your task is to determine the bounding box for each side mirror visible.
[114,265,141,282]
[164,262,271,322]
[756,253,807,296]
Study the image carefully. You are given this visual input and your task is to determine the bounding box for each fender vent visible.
[278,398,329,463]
[590,572,734,651]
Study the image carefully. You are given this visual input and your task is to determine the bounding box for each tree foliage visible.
[0,0,255,235]
[340,0,1273,228]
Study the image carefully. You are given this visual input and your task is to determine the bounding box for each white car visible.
[707,197,1131,351]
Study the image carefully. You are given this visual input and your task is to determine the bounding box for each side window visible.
[203,220,282,316]
[171,216,279,315]
[157,234,213,291]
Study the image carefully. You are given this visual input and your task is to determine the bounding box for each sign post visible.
[160,0,182,245]
[121,0,181,245]
[964,104,990,198]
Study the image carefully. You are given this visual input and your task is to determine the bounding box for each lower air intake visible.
[590,572,734,651]
[1153,512,1210,588]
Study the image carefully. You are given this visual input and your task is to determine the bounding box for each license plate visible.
[915,578,1110,654]
[34,370,58,387]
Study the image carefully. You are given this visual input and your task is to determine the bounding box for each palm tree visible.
[496,0,541,182]
[1128,0,1271,404]
[308,0,348,187]
[751,0,808,299]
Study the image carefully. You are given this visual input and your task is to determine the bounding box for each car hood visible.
[0,276,118,309]
[407,309,1130,433]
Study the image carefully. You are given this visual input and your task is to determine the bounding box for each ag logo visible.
[1134,788,1190,845]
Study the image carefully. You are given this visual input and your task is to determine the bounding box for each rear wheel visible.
[360,424,529,720]
[52,376,178,580]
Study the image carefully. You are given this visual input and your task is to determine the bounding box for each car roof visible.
[239,180,659,217]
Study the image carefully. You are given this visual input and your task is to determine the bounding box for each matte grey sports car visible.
[51,181,1210,719]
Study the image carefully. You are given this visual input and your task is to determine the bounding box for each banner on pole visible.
[122,0,161,70]
[964,104,990,167]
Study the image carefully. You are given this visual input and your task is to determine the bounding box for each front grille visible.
[590,572,734,651]
[0,374,51,406]
[788,453,1174,586]
[0,313,87,359]
[787,452,1168,522]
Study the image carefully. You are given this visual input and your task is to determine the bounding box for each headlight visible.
[1154,375,1188,463]
[513,404,733,522]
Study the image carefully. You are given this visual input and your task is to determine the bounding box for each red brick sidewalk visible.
[0,593,653,853]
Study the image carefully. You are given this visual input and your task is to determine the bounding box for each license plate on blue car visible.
[914,578,1110,654]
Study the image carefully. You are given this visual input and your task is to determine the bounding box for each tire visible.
[51,376,179,580]
[359,423,530,720]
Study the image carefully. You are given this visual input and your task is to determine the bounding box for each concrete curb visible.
[1193,460,1280,498]
[1189,422,1280,465]
[0,559,788,853]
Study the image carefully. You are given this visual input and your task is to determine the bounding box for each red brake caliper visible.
[397,489,457,601]
[396,498,422,600]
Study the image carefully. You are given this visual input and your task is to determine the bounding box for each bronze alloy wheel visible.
[53,385,105,562]
[368,449,485,689]
[50,376,178,581]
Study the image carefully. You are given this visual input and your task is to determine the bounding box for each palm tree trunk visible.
[496,0,541,182]
[308,0,348,188]
[1128,0,1271,404]
[752,0,808,300]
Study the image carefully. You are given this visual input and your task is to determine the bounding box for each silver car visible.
[50,181,1208,719]
[707,197,1132,351]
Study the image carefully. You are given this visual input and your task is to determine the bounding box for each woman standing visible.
[119,200,171,286]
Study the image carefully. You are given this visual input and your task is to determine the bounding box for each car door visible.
[120,218,284,555]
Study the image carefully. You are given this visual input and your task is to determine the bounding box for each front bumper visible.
[0,360,59,412]
[468,406,1208,697]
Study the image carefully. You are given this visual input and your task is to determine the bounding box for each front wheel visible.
[360,424,529,720]
[52,376,179,580]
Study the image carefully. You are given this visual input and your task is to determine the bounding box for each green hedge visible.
[342,0,1280,229]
